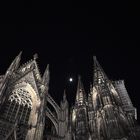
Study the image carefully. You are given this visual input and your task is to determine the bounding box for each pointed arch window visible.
[2,88,32,124]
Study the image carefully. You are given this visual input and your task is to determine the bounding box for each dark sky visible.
[0,6,140,122]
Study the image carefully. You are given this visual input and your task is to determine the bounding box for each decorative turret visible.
[59,90,69,139]
[60,90,68,110]
[63,90,67,102]
[5,51,22,76]
[42,64,50,88]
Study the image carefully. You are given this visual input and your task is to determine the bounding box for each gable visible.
[13,71,41,97]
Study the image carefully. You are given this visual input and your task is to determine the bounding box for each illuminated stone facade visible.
[0,53,139,140]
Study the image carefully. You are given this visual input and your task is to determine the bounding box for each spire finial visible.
[78,75,81,80]
[18,51,22,56]
[77,75,83,91]
[93,56,97,61]
[42,64,50,86]
[33,53,38,60]
[6,51,22,75]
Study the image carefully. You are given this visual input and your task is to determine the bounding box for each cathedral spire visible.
[42,64,50,87]
[93,56,109,85]
[75,75,86,105]
[6,51,22,75]
[93,56,122,108]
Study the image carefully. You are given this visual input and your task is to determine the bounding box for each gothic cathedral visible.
[0,53,139,140]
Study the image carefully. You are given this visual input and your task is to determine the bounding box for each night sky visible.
[0,6,140,122]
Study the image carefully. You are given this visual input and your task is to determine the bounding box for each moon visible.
[69,78,73,82]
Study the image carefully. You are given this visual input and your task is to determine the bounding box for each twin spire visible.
[75,56,109,105]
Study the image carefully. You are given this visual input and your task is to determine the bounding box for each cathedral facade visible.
[0,53,139,140]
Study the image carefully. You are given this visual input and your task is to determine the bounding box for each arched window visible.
[2,88,32,124]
